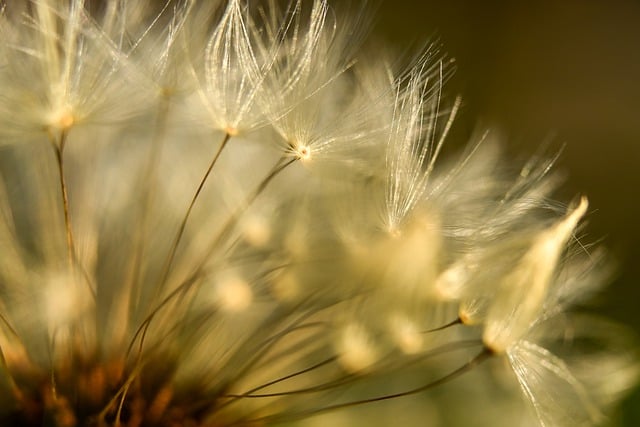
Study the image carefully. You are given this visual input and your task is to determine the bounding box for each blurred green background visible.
[376,0,640,424]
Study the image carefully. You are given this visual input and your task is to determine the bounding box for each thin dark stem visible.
[423,317,462,333]
[0,313,19,339]
[126,157,297,361]
[239,347,493,425]
[198,156,296,264]
[48,131,97,298]
[0,346,22,403]
[224,356,338,399]
[157,132,231,291]
[213,321,331,413]
[226,340,483,400]
[0,315,25,400]
[50,130,74,265]
[96,362,145,425]
[127,97,171,294]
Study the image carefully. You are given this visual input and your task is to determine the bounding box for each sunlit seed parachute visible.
[0,1,637,426]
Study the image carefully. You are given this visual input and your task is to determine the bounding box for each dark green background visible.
[376,0,640,424]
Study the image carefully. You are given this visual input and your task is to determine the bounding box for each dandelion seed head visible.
[0,0,156,141]
[47,108,76,133]
[0,1,637,426]
[295,143,312,161]
[225,126,240,136]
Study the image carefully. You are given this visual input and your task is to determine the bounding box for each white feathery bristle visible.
[483,197,588,353]
[201,0,262,133]
[507,339,603,426]
[385,59,458,230]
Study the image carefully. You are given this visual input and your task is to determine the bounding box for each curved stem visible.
[423,317,462,333]
[228,340,483,399]
[48,131,97,298]
[195,156,297,268]
[126,156,297,361]
[157,132,231,292]
[127,97,171,294]
[238,347,493,425]
[49,130,74,265]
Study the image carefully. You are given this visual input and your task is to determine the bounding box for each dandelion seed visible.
[384,56,458,231]
[198,0,264,133]
[483,197,589,353]
[0,0,154,141]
